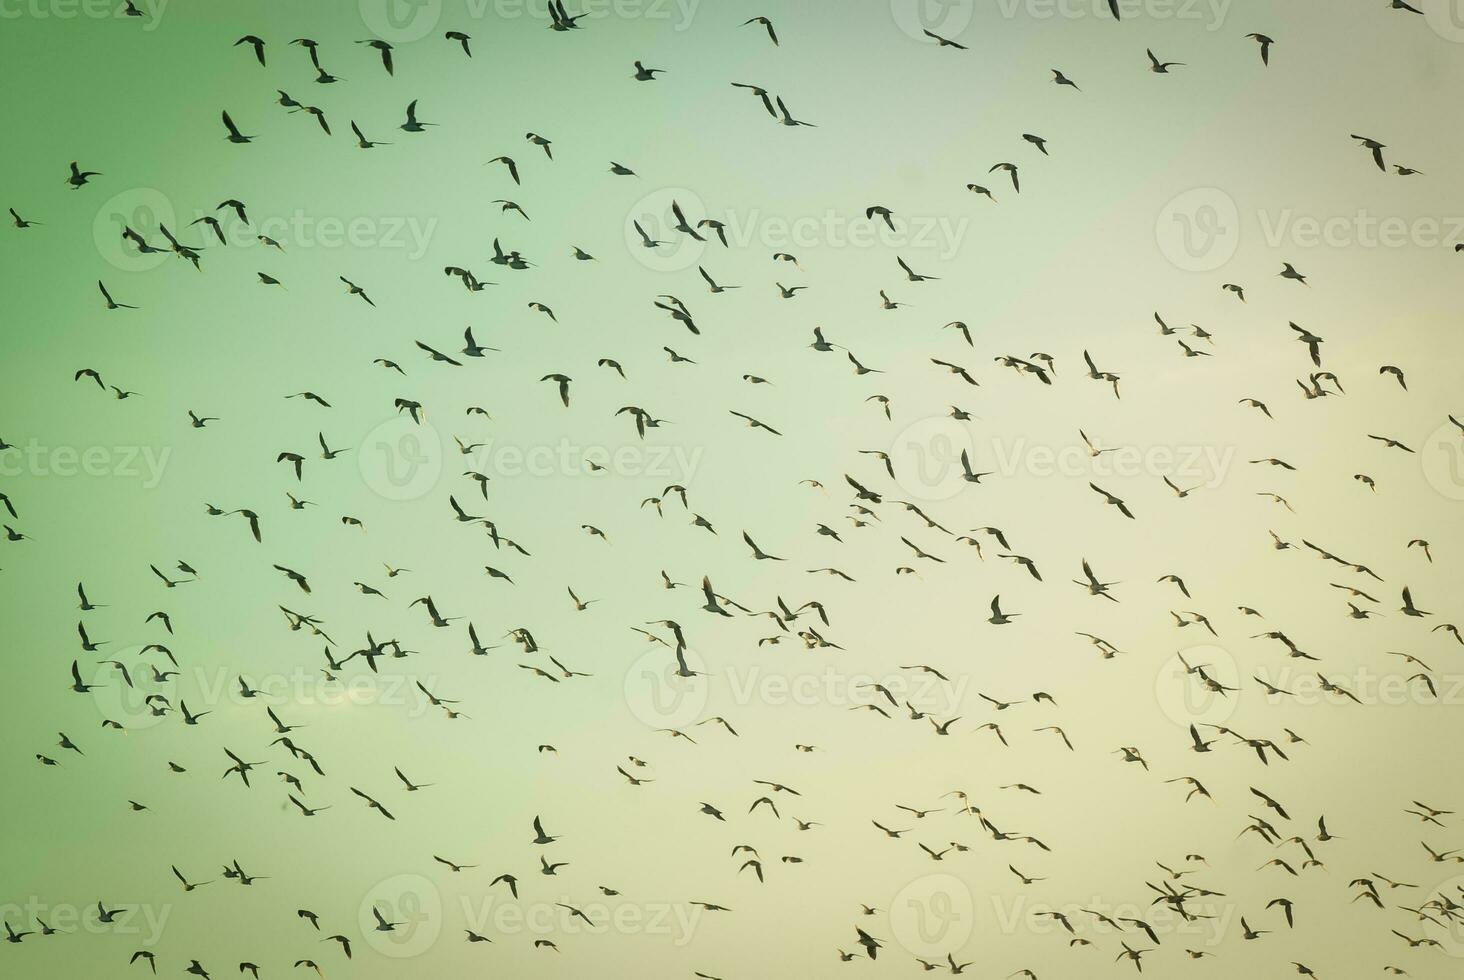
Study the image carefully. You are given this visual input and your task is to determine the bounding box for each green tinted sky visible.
[3,0,1464,977]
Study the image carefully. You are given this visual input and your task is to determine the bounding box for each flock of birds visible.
[5,2,1464,978]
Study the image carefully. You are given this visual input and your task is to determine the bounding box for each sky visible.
[3,0,1464,977]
